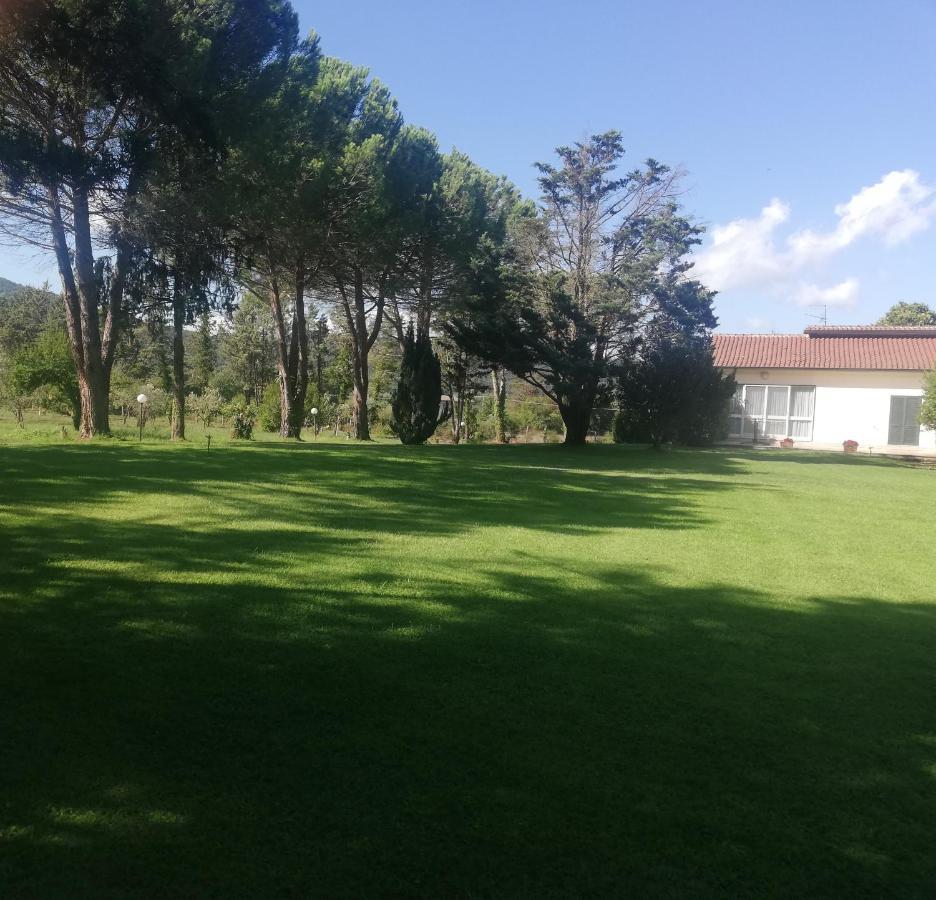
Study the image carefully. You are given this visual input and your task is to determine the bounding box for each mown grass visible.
[1,415,935,897]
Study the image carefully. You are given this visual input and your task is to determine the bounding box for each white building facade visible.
[714,327,936,453]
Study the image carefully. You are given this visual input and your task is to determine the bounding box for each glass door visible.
[765,386,790,437]
[742,385,766,437]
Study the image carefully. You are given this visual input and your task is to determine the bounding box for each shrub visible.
[190,388,223,429]
[258,381,281,433]
[922,368,936,432]
[615,338,735,448]
[229,403,256,440]
[6,325,80,429]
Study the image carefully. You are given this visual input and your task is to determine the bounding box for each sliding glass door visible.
[728,384,815,440]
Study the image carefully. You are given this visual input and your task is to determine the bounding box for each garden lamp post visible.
[310,407,318,438]
[136,393,147,442]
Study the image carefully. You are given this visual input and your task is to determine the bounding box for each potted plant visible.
[779,437,795,449]
[843,439,859,453]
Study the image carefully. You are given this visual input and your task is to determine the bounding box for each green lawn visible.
[2,421,935,897]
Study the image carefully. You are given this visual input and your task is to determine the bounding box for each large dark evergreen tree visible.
[391,325,447,445]
[614,335,735,448]
[450,132,707,445]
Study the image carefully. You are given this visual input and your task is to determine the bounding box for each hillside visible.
[0,275,25,296]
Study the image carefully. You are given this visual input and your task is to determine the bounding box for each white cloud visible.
[692,170,936,297]
[792,278,860,308]
[788,170,936,262]
[692,198,789,292]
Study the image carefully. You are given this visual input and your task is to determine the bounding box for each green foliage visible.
[511,394,563,438]
[142,385,173,426]
[322,337,355,406]
[391,327,445,445]
[877,302,936,326]
[450,133,709,445]
[6,325,80,429]
[614,338,735,448]
[921,368,936,431]
[304,388,337,432]
[190,387,223,429]
[228,402,256,440]
[0,285,61,355]
[258,381,282,433]
[191,313,217,394]
[110,367,142,421]
[219,294,277,404]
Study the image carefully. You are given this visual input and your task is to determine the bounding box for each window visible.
[728,384,815,440]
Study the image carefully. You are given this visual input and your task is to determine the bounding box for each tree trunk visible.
[269,262,309,440]
[558,397,593,446]
[47,181,128,438]
[352,375,370,440]
[77,367,111,438]
[491,367,508,443]
[337,266,384,441]
[315,349,324,395]
[171,284,186,440]
[288,264,308,438]
[416,262,433,343]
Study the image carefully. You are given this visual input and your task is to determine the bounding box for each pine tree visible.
[391,326,447,445]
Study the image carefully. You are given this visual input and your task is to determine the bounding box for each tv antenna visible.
[806,305,828,326]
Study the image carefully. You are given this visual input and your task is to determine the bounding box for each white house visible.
[713,326,936,453]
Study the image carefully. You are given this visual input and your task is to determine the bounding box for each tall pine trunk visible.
[337,266,384,442]
[491,367,508,443]
[171,284,186,440]
[352,366,370,440]
[269,262,308,440]
[77,367,111,437]
[49,181,122,438]
[287,265,308,438]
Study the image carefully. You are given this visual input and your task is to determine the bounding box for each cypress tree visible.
[192,312,217,394]
[391,325,446,444]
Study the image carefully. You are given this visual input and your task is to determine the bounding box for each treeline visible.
[0,0,732,446]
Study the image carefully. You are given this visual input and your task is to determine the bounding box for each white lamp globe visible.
[137,393,148,404]
[310,407,318,416]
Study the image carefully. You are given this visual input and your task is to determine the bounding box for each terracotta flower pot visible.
[780,438,794,449]
[843,439,859,453]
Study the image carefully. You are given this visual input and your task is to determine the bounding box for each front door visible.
[888,395,922,446]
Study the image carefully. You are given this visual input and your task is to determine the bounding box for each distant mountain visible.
[0,275,25,296]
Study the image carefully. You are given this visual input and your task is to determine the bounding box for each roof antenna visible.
[806,305,828,326]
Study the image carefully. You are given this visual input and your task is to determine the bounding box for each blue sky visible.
[4,0,936,332]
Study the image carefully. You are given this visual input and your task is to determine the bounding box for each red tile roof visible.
[713,329,936,371]
[804,325,936,337]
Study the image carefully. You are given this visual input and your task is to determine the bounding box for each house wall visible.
[728,367,935,450]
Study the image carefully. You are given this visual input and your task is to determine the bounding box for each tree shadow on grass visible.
[2,549,936,897]
[0,443,760,546]
[2,443,933,896]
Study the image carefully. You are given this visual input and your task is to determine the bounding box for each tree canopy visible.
[0,3,720,448]
[877,302,936,326]
[449,132,715,444]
